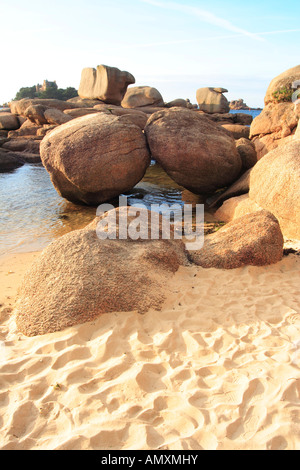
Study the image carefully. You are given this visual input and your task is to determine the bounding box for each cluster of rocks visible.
[250,64,300,159]
[212,65,300,242]
[0,64,254,185]
[8,63,300,336]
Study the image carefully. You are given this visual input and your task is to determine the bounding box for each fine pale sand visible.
[0,248,300,450]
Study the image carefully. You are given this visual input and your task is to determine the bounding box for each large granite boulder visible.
[264,65,300,105]
[121,86,164,108]
[249,140,300,239]
[196,87,230,114]
[78,64,135,105]
[189,210,283,269]
[14,207,189,336]
[40,113,151,205]
[144,107,242,195]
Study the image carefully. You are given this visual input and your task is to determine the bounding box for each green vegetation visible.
[14,82,78,101]
[272,86,293,103]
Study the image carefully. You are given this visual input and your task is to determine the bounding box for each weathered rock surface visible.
[44,108,72,125]
[229,99,251,110]
[67,97,104,108]
[264,64,300,105]
[295,119,300,140]
[121,86,164,108]
[40,113,151,205]
[93,103,148,128]
[209,169,251,208]
[78,65,135,105]
[0,148,24,172]
[9,98,75,116]
[196,87,230,114]
[0,113,20,130]
[250,102,298,159]
[7,119,41,138]
[14,207,189,336]
[206,112,253,126]
[189,211,284,269]
[165,98,194,109]
[221,124,250,140]
[214,194,261,223]
[144,107,242,195]
[249,140,300,239]
[64,108,100,119]
[24,104,48,125]
[236,138,257,171]
[2,138,41,154]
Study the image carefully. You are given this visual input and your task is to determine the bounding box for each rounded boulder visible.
[40,113,151,205]
[144,107,242,195]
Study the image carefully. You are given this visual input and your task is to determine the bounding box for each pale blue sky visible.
[1,0,299,107]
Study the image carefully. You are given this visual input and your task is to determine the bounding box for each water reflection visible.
[0,161,215,256]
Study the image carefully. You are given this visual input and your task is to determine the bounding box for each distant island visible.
[229,98,262,111]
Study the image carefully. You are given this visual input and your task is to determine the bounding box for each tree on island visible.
[14,82,78,101]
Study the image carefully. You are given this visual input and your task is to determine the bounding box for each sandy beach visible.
[0,247,299,450]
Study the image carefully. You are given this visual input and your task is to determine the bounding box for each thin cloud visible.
[117,28,300,50]
[140,0,265,41]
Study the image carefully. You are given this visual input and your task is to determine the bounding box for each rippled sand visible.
[0,250,299,450]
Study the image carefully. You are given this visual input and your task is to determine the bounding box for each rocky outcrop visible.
[78,65,135,105]
[196,87,229,114]
[249,140,300,239]
[63,108,100,119]
[188,211,283,269]
[144,107,242,195]
[229,99,250,110]
[9,98,75,116]
[66,97,105,108]
[221,124,250,140]
[264,64,300,106]
[214,194,261,223]
[14,207,189,336]
[93,103,148,128]
[295,119,300,140]
[121,86,164,108]
[2,138,41,155]
[40,113,151,205]
[165,99,194,109]
[250,102,298,159]
[205,112,253,126]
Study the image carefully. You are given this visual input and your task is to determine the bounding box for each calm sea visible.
[0,109,262,256]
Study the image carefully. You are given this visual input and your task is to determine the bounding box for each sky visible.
[0,0,300,107]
